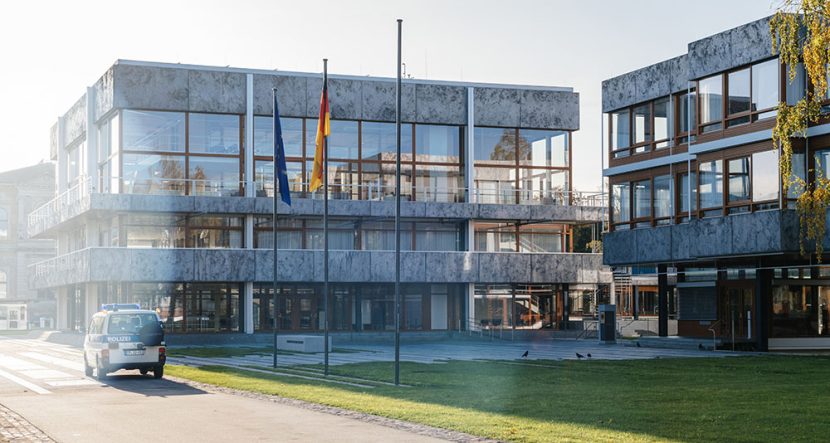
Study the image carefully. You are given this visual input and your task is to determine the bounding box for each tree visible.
[771,0,830,260]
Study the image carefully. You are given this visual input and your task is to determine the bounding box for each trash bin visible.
[598,304,616,343]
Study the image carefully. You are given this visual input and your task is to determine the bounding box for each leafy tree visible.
[771,0,830,260]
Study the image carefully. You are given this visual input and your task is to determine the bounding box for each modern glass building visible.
[30,60,609,337]
[603,16,830,350]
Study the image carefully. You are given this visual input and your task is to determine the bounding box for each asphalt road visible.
[0,336,445,442]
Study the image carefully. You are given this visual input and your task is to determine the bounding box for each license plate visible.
[125,350,145,356]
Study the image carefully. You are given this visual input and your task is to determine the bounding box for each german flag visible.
[309,83,330,192]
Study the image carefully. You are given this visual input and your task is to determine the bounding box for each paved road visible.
[0,336,446,442]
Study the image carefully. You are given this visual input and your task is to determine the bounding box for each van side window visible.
[90,317,104,334]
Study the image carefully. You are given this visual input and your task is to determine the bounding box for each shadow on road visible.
[98,371,207,397]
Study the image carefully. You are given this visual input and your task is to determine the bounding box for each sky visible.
[0,0,778,192]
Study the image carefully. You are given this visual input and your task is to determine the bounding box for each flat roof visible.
[115,59,574,93]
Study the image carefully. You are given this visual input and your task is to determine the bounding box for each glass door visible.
[718,286,754,343]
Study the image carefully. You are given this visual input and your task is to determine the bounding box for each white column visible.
[466,87,475,203]
[467,284,475,331]
[245,73,255,197]
[57,117,67,194]
[86,283,99,328]
[55,289,67,330]
[85,87,99,191]
[244,281,254,334]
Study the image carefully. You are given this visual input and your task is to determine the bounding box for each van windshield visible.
[107,313,158,335]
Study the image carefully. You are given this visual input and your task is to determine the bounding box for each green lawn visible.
[168,356,830,442]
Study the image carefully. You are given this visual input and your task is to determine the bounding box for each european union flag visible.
[273,92,291,206]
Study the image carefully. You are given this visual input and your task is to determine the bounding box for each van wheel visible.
[95,358,108,381]
[84,356,93,377]
[153,365,164,379]
[140,369,148,376]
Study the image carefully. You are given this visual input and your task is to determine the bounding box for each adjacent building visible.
[30,60,610,337]
[603,16,830,350]
[0,163,56,329]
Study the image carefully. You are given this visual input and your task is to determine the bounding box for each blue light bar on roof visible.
[100,303,141,311]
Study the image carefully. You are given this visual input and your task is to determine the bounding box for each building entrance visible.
[718,284,754,347]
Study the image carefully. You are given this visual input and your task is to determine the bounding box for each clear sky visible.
[0,0,777,191]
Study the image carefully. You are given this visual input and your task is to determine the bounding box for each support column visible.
[633,286,640,320]
[245,73,254,197]
[465,87,475,203]
[244,281,254,334]
[86,283,99,329]
[56,288,67,330]
[562,284,569,327]
[467,283,475,330]
[658,263,668,337]
[57,117,67,195]
[85,87,99,191]
[755,264,771,351]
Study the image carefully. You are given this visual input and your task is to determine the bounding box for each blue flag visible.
[273,93,291,206]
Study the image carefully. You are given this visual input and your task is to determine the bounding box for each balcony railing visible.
[27,175,607,236]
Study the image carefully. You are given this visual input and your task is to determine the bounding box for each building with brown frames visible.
[30,59,610,340]
[603,15,830,351]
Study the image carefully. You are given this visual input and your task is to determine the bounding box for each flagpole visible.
[278,88,280,368]
[323,58,330,377]
[394,18,402,386]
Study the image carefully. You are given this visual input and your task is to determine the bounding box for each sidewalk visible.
[0,403,54,443]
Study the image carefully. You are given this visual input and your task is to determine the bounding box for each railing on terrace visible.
[27,175,607,235]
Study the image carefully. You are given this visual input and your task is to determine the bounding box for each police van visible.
[83,304,166,380]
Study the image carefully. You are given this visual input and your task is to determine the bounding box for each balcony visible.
[29,248,610,289]
[603,209,800,266]
[28,176,607,238]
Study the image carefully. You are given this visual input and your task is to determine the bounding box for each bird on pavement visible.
[521,350,529,358]
[576,352,585,359]
[698,343,705,351]
[636,342,641,348]
[587,353,592,358]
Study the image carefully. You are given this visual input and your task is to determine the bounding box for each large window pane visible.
[326,161,359,200]
[187,216,243,248]
[612,183,631,223]
[728,157,750,202]
[122,154,185,195]
[416,124,460,163]
[189,157,241,196]
[678,92,697,134]
[518,169,568,204]
[475,127,515,165]
[789,152,806,199]
[699,160,724,209]
[753,150,779,202]
[328,120,359,159]
[475,225,516,252]
[474,167,516,204]
[122,110,185,152]
[654,175,672,219]
[361,122,413,160]
[414,164,463,203]
[699,75,723,124]
[611,110,630,149]
[654,98,670,147]
[415,222,461,251]
[361,162,412,200]
[254,116,302,157]
[786,63,806,106]
[633,104,652,144]
[254,160,303,197]
[518,129,569,167]
[752,59,779,115]
[189,113,240,154]
[633,179,651,219]
[679,172,698,213]
[728,69,751,115]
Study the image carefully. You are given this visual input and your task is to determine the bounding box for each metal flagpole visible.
[278,88,280,368]
[323,58,330,377]
[394,18,402,386]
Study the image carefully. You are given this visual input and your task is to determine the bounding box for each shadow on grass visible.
[170,355,830,442]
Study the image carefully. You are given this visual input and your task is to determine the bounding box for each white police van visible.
[83,304,166,380]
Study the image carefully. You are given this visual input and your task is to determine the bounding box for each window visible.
[752,150,779,203]
[786,63,806,106]
[189,113,240,154]
[0,271,6,299]
[122,110,185,152]
[633,179,651,222]
[612,183,631,225]
[123,214,243,248]
[362,121,412,161]
[789,152,806,200]
[632,104,652,148]
[727,157,750,202]
[699,75,723,131]
[611,110,631,152]
[699,160,723,210]
[416,124,461,163]
[518,129,569,167]
[653,175,672,223]
[676,91,697,144]
[679,172,698,216]
[189,156,241,196]
[727,68,751,117]
[328,120,359,159]
[0,208,7,240]
[653,98,670,149]
[253,116,302,157]
[122,154,186,195]
[752,59,779,119]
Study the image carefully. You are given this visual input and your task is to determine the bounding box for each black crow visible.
[576,352,584,359]
[636,342,641,348]
[521,350,529,358]
[587,353,592,358]
[698,343,705,351]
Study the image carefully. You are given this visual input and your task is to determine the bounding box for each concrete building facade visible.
[602,16,830,350]
[0,163,56,329]
[30,60,609,337]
